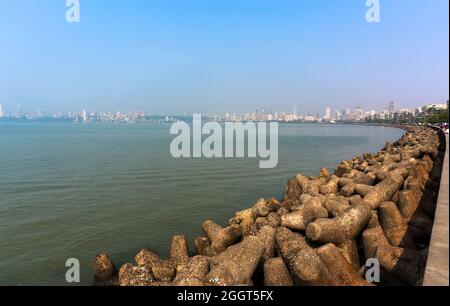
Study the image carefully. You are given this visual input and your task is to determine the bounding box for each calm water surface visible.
[0,123,404,285]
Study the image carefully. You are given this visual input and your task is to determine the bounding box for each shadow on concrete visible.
[389,128,447,285]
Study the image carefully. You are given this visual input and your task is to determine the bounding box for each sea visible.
[0,122,404,285]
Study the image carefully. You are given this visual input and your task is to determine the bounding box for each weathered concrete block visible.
[263,257,293,286]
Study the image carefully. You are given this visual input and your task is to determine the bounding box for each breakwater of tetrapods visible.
[92,125,445,286]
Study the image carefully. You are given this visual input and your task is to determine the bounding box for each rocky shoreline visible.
[92,125,446,286]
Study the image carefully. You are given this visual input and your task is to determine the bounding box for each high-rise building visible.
[292,104,298,117]
[17,105,23,118]
[355,107,364,120]
[260,108,266,121]
[388,101,395,114]
[81,110,88,122]
[0,104,5,118]
[324,107,332,121]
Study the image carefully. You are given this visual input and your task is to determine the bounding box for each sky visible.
[0,0,448,115]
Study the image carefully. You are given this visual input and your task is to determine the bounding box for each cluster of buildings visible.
[209,105,327,123]
[361,102,448,123]
[0,105,176,124]
[210,102,448,124]
[0,101,447,124]
[78,110,152,123]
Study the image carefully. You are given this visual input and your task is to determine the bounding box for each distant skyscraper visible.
[0,104,5,118]
[388,101,395,114]
[355,107,364,120]
[260,108,266,121]
[292,104,298,117]
[82,110,88,122]
[324,107,332,121]
[17,105,23,118]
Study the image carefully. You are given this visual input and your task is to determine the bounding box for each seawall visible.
[423,130,449,286]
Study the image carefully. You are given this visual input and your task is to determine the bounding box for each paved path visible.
[423,134,449,286]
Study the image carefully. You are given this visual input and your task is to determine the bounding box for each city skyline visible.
[0,0,448,115]
[0,96,445,118]
[1,101,447,124]
[0,94,446,117]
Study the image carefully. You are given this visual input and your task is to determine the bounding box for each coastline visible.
[92,125,446,286]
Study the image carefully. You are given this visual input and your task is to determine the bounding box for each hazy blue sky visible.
[0,0,448,115]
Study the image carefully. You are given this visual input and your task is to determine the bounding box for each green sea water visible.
[0,123,404,285]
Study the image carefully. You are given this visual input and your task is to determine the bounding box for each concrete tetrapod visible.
[276,227,330,285]
[93,253,118,286]
[306,202,372,245]
[172,256,210,286]
[202,220,242,253]
[170,235,190,266]
[206,236,266,286]
[281,197,328,231]
[316,243,373,286]
[263,257,294,286]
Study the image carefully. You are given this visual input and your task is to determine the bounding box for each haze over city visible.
[0,0,449,115]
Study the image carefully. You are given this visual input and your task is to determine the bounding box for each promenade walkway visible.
[423,133,449,286]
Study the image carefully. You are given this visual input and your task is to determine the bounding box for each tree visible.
[426,100,449,124]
